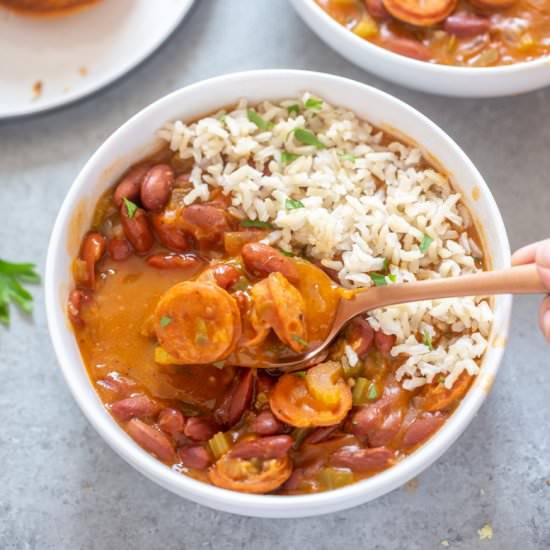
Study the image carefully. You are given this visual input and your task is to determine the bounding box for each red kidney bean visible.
[179,445,212,470]
[384,36,431,61]
[402,413,446,448]
[140,164,175,212]
[150,215,191,252]
[96,372,137,397]
[330,446,393,472]
[229,435,293,460]
[241,242,299,283]
[212,264,241,290]
[67,289,92,327]
[107,237,133,261]
[253,411,283,435]
[81,232,106,288]
[349,317,374,358]
[184,417,219,442]
[145,253,202,270]
[303,424,341,445]
[113,163,150,207]
[374,330,396,354]
[181,204,230,242]
[215,369,254,427]
[443,12,490,37]
[158,408,185,436]
[365,0,390,19]
[111,395,159,421]
[368,410,403,447]
[127,418,176,462]
[351,405,383,437]
[120,204,154,254]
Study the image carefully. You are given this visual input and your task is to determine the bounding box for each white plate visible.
[0,0,195,119]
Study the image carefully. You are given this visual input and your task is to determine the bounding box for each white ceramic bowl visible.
[46,70,512,517]
[290,0,550,97]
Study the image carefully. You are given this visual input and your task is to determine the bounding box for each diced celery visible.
[352,377,369,405]
[291,427,312,449]
[208,432,231,459]
[468,48,499,67]
[367,382,379,400]
[320,467,354,489]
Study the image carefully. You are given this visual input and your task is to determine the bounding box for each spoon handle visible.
[352,263,546,313]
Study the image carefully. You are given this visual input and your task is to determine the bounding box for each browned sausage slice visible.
[383,0,458,26]
[154,281,241,364]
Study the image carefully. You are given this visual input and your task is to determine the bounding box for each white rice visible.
[158,93,492,391]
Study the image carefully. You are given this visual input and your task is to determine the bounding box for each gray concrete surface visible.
[1,1,549,548]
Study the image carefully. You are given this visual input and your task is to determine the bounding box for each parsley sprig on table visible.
[0,259,41,326]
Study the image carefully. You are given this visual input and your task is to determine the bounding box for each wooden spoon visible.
[264,263,546,372]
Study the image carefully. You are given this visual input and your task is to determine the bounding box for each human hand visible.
[512,239,550,343]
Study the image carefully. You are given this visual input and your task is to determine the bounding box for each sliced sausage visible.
[422,371,473,412]
[253,411,283,435]
[158,408,185,436]
[80,232,106,288]
[402,413,446,448]
[107,237,133,261]
[443,12,490,37]
[110,395,159,421]
[330,446,393,472]
[229,435,293,460]
[180,204,230,247]
[126,418,176,463]
[215,369,254,428]
[146,253,202,271]
[184,417,219,442]
[241,243,299,283]
[140,164,174,212]
[120,204,154,254]
[179,445,212,470]
[154,281,241,364]
[382,0,458,26]
[113,163,150,207]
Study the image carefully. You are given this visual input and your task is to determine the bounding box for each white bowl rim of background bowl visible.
[45,69,512,518]
[290,0,550,97]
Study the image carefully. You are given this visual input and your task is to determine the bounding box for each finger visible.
[511,240,548,266]
[535,240,550,291]
[539,296,550,344]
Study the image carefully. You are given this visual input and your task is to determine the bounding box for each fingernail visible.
[536,240,550,269]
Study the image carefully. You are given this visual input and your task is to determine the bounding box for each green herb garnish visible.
[419,234,433,253]
[287,104,300,116]
[382,257,389,273]
[0,260,40,326]
[241,219,274,230]
[280,151,300,165]
[247,109,274,131]
[304,97,323,110]
[338,152,356,163]
[369,272,387,287]
[423,329,433,351]
[367,383,379,400]
[159,315,172,328]
[292,334,308,347]
[123,197,138,219]
[280,249,294,257]
[285,197,305,210]
[294,371,306,378]
[387,274,397,283]
[293,128,326,149]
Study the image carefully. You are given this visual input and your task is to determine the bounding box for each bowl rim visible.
[45,69,513,517]
[291,0,550,76]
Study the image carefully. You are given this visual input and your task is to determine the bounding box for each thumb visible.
[535,240,550,291]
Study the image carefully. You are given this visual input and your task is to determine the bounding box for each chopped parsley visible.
[159,315,172,328]
[419,234,433,253]
[387,274,397,283]
[280,249,294,257]
[338,152,356,163]
[367,383,379,400]
[383,257,389,273]
[293,128,326,149]
[287,104,300,116]
[423,329,433,351]
[247,109,274,131]
[369,272,388,287]
[285,197,305,210]
[280,151,300,165]
[123,197,138,219]
[294,371,306,378]
[241,219,274,230]
[0,259,40,326]
[304,97,323,110]
[291,334,308,347]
